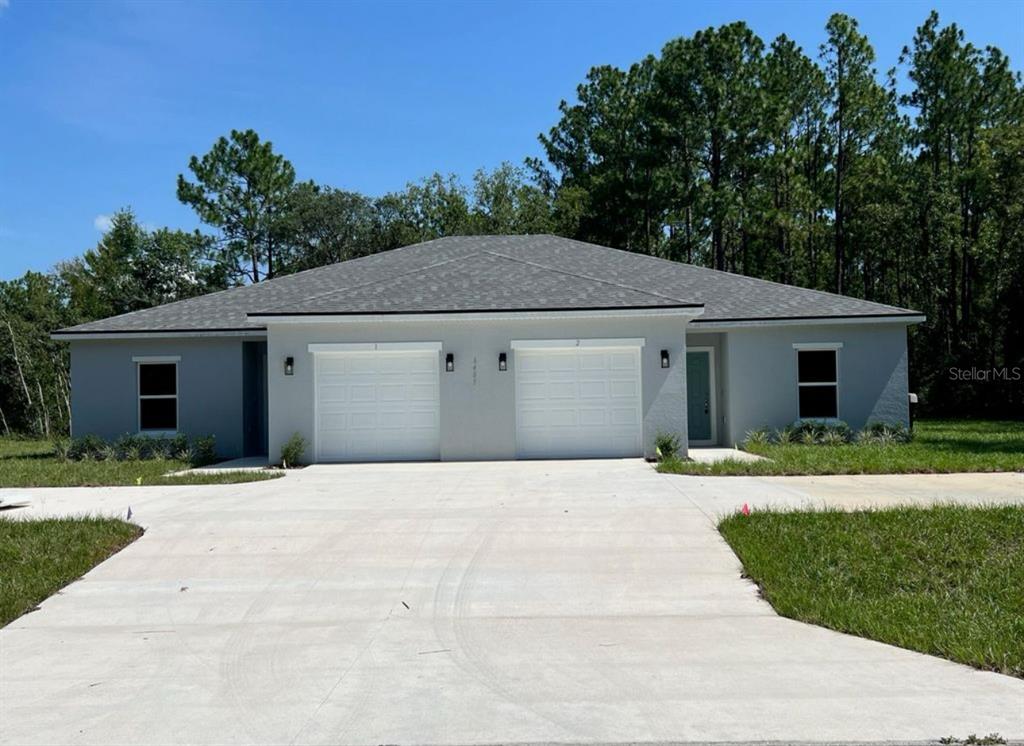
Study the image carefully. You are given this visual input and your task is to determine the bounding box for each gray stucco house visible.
[53,235,923,462]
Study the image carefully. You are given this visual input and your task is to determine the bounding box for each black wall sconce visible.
[498,352,507,371]
[445,353,455,372]
[660,349,670,368]
[284,356,295,376]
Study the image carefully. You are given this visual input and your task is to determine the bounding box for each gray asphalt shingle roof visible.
[56,235,920,334]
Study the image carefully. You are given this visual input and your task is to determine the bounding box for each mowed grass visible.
[0,437,281,487]
[719,504,1024,677]
[0,516,143,626]
[659,419,1024,476]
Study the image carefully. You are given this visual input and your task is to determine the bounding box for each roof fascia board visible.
[691,314,925,330]
[51,329,267,341]
[251,308,705,324]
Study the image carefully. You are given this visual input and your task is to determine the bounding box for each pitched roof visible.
[55,235,920,334]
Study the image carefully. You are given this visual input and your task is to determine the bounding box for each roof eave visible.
[691,313,925,329]
[248,305,706,324]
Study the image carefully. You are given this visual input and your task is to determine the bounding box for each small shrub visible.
[743,427,771,448]
[280,432,307,468]
[67,434,106,461]
[859,421,913,445]
[191,435,217,466]
[789,420,852,446]
[776,426,797,445]
[52,438,72,461]
[820,429,848,446]
[654,432,681,460]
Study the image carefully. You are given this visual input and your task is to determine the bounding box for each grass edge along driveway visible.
[719,503,1024,678]
[659,419,1024,476]
[0,516,142,626]
[0,437,282,488]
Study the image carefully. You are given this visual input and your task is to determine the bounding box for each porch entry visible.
[686,348,717,445]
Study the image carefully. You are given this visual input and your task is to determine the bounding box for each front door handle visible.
[704,399,709,415]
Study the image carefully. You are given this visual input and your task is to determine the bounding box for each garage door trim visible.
[511,337,646,350]
[308,341,443,353]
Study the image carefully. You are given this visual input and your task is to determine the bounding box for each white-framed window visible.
[134,356,179,432]
[793,343,841,420]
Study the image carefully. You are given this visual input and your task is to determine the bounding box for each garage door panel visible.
[515,346,642,459]
[609,352,638,370]
[610,380,639,398]
[315,350,440,462]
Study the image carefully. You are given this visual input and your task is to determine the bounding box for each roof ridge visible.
[554,235,916,314]
[479,248,696,305]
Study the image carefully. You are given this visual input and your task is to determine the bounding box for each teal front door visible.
[686,350,714,443]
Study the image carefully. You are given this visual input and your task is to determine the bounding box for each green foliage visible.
[177,129,297,283]
[654,432,681,460]
[789,419,853,444]
[858,421,913,444]
[0,517,142,626]
[659,419,1024,476]
[537,12,1023,417]
[280,432,307,468]
[743,427,772,447]
[1,437,279,488]
[719,505,1024,677]
[56,434,218,466]
[58,210,225,320]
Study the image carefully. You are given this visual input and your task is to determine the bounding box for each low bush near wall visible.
[744,420,912,449]
[280,432,307,468]
[654,432,681,460]
[52,434,218,467]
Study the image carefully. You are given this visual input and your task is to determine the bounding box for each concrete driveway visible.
[1,461,1022,745]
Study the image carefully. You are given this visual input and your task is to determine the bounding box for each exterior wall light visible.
[284,356,295,376]
[661,349,670,368]
[445,353,455,372]
[498,352,507,371]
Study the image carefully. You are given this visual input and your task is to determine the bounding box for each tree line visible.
[1,10,1021,436]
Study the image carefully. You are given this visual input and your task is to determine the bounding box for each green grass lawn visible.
[659,419,1024,476]
[0,516,143,626]
[719,504,1024,677]
[0,437,281,488]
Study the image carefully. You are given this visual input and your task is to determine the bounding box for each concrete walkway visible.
[1,461,1022,745]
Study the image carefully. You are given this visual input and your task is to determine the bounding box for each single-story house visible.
[53,235,923,462]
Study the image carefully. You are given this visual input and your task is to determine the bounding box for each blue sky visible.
[1,0,1020,279]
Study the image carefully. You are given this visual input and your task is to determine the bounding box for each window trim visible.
[793,344,841,421]
[136,360,179,434]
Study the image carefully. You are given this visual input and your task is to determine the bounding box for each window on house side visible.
[139,363,177,431]
[797,349,838,419]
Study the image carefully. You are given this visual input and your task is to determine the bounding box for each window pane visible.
[140,398,177,430]
[798,350,836,383]
[139,364,176,396]
[799,385,838,419]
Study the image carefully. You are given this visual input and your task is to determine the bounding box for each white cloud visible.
[93,214,113,232]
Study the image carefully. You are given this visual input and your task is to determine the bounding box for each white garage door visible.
[514,340,643,459]
[313,345,440,462]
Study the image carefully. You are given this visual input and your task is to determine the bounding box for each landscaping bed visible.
[719,504,1024,677]
[0,516,143,626]
[0,437,281,487]
[658,419,1024,476]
